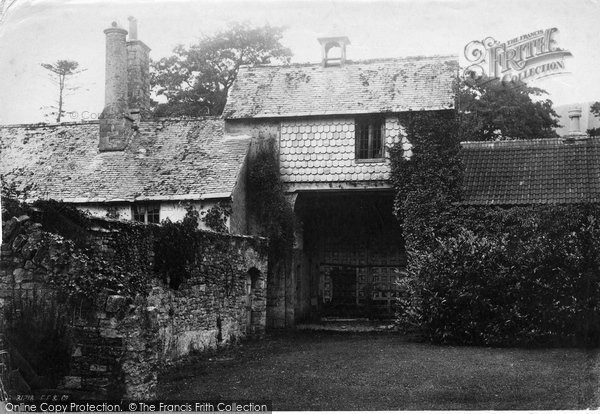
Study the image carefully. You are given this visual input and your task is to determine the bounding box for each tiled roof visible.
[223,56,458,119]
[461,137,600,205]
[0,118,250,203]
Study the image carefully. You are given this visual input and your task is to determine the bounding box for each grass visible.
[158,330,600,410]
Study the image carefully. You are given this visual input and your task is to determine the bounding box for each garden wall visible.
[0,213,267,399]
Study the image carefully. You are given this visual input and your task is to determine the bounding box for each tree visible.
[588,101,600,137]
[40,60,86,123]
[457,77,560,142]
[151,23,292,117]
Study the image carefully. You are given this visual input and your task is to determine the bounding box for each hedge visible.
[397,205,600,347]
[391,110,600,347]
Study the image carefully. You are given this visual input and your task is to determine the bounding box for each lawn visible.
[158,331,600,410]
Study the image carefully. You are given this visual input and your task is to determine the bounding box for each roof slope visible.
[223,56,458,119]
[461,137,600,205]
[0,118,250,202]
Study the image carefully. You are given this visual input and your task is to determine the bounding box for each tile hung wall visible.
[279,116,409,183]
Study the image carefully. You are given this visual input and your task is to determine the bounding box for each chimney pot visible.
[567,105,588,140]
[126,17,151,121]
[128,16,138,41]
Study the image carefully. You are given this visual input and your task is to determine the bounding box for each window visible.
[132,203,160,224]
[355,116,385,160]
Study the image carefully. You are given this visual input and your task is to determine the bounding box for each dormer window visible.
[355,116,385,160]
[132,203,160,224]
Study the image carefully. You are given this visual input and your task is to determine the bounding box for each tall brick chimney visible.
[99,21,133,151]
[99,18,151,152]
[126,16,151,121]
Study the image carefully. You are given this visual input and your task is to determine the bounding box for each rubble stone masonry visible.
[0,215,267,399]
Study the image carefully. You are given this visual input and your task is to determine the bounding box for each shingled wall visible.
[0,215,267,399]
[279,116,410,185]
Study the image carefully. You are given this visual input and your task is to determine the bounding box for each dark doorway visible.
[297,191,406,320]
[324,267,357,317]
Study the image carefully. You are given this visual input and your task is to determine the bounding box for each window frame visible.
[132,203,160,224]
[355,115,386,161]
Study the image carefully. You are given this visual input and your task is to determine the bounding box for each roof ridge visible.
[460,137,600,147]
[239,54,459,70]
[0,117,225,129]
[0,120,99,129]
[142,116,223,123]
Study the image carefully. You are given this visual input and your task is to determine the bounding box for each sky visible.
[0,0,599,124]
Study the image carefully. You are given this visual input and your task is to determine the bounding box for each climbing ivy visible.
[390,110,462,252]
[153,206,205,289]
[201,203,231,233]
[390,109,600,346]
[247,139,295,260]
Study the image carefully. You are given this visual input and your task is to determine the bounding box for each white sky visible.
[1,0,599,124]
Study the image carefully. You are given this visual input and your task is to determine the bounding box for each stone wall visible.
[0,214,267,399]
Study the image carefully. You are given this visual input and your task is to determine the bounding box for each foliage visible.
[390,110,462,253]
[588,102,600,137]
[105,206,120,220]
[2,196,152,297]
[151,23,292,117]
[404,205,600,346]
[587,127,600,137]
[457,77,560,141]
[390,108,600,346]
[1,176,27,222]
[40,60,86,123]
[3,197,246,297]
[35,226,151,298]
[247,140,295,260]
[153,206,205,289]
[201,203,231,233]
[5,297,72,387]
[31,199,91,248]
[591,101,600,118]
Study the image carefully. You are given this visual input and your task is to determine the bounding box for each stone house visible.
[0,19,251,234]
[0,24,460,327]
[222,37,459,326]
[4,21,598,329]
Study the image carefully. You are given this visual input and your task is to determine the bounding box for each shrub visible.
[247,139,295,260]
[399,205,600,347]
[391,108,600,346]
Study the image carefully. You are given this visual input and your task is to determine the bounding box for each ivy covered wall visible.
[0,204,267,399]
[390,110,600,347]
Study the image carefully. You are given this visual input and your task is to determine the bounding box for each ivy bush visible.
[201,203,231,233]
[247,139,295,260]
[407,206,600,346]
[391,110,600,347]
[153,206,205,289]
